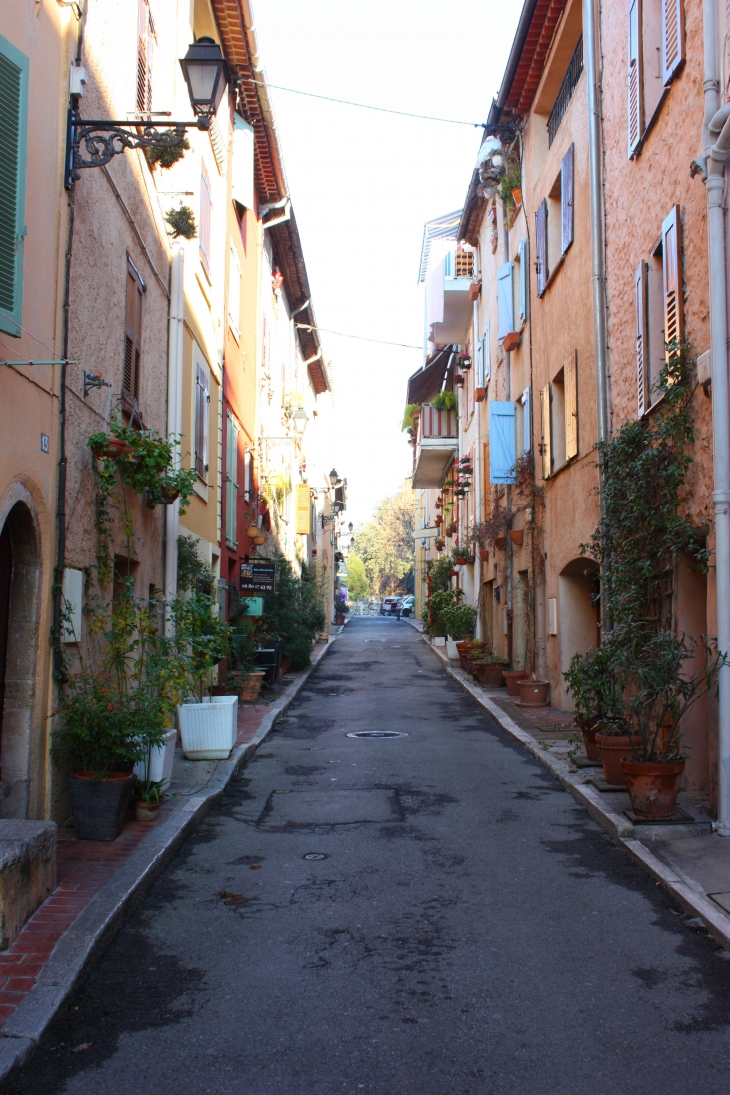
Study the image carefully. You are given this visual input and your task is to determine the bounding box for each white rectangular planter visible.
[433,637,446,647]
[134,728,177,784]
[445,639,459,661]
[177,696,238,760]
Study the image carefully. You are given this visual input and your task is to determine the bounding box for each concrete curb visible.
[414,628,730,952]
[0,636,339,1089]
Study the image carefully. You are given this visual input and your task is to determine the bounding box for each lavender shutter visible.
[561,144,574,254]
[628,0,643,156]
[536,200,548,297]
[662,0,685,84]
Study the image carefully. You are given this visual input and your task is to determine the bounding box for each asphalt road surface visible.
[12,618,730,1094]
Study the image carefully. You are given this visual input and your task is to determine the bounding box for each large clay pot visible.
[576,718,601,761]
[517,680,550,707]
[503,669,528,696]
[455,641,471,671]
[239,671,265,703]
[620,758,685,817]
[596,732,642,786]
[473,662,506,689]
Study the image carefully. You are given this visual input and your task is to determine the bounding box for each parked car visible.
[380,597,401,616]
[397,596,415,618]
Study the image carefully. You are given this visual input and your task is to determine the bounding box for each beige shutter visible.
[628,0,643,156]
[635,261,648,414]
[564,351,578,460]
[662,0,685,84]
[662,205,683,359]
[540,386,552,479]
[124,260,143,403]
[295,483,311,535]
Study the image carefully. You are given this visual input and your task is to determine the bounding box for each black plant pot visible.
[68,775,135,841]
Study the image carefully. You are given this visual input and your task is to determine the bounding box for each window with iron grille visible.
[547,38,583,147]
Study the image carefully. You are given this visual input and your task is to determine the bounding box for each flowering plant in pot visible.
[617,630,724,816]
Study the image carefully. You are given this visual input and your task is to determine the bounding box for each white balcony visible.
[429,277,474,346]
[412,404,458,489]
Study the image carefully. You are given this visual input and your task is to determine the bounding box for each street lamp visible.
[65,38,229,188]
[329,468,339,487]
[179,38,230,119]
[291,407,309,436]
[348,522,354,534]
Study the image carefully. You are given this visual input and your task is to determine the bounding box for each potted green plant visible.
[563,639,627,761]
[53,593,171,840]
[335,601,350,625]
[132,777,167,822]
[617,630,724,816]
[469,648,510,689]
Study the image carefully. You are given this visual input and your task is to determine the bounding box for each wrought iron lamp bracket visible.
[83,372,111,398]
[65,114,208,189]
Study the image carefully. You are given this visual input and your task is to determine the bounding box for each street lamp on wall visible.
[178,38,229,118]
[65,37,229,188]
[291,407,309,436]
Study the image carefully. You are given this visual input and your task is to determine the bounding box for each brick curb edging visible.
[413,629,730,954]
[0,636,339,1088]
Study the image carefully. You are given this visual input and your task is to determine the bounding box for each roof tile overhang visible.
[270,209,330,394]
[211,0,287,204]
[500,0,566,114]
[211,0,329,393]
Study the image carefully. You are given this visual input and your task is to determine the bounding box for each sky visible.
[252,0,522,526]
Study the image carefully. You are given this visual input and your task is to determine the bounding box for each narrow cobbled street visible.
[13,620,730,1095]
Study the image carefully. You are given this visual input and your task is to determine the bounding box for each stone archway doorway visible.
[0,501,41,818]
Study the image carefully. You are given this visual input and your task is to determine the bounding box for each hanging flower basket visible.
[160,484,181,504]
[96,437,132,460]
[494,536,506,551]
[454,374,465,387]
[509,529,524,547]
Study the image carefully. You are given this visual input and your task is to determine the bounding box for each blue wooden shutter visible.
[0,37,29,337]
[519,236,528,325]
[628,0,643,156]
[489,402,516,484]
[476,338,484,386]
[561,144,574,254]
[497,263,514,338]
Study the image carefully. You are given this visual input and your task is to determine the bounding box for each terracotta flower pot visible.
[98,437,132,460]
[503,669,528,696]
[474,662,507,688]
[455,641,470,671]
[335,614,346,624]
[576,718,601,761]
[478,549,490,562]
[468,280,482,302]
[509,529,524,547]
[280,655,291,678]
[239,671,265,703]
[159,484,180,504]
[132,799,161,822]
[517,680,550,707]
[455,557,468,565]
[494,536,506,551]
[512,187,522,207]
[595,732,643,786]
[619,758,685,817]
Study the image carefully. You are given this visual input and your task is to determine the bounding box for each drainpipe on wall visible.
[164,246,185,628]
[583,0,609,449]
[694,0,730,833]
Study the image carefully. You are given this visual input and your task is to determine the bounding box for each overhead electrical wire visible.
[295,323,421,349]
[239,76,484,128]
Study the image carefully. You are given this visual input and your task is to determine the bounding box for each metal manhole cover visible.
[346,731,408,739]
[304,853,327,860]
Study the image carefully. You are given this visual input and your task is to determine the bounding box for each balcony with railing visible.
[412,403,459,489]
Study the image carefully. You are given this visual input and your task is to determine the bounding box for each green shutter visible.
[0,36,28,337]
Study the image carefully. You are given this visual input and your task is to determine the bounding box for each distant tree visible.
[345,555,370,600]
[351,481,414,595]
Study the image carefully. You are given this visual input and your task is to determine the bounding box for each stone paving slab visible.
[0,635,339,1091]
[415,628,730,955]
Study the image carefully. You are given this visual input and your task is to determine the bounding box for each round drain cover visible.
[346,730,408,739]
[304,853,327,861]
